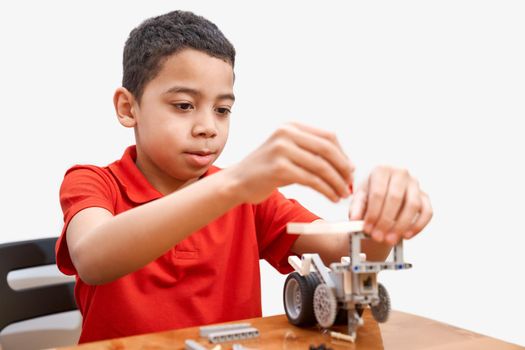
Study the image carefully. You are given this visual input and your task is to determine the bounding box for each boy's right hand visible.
[229,122,354,204]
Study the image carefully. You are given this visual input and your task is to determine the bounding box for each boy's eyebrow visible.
[163,86,235,101]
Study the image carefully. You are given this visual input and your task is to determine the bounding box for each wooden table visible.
[56,310,523,350]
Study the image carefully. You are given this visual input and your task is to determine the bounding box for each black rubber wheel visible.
[283,272,320,326]
[371,283,391,323]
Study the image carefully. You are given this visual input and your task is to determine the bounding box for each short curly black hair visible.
[122,10,236,103]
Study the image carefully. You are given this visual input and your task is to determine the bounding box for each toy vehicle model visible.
[283,221,412,340]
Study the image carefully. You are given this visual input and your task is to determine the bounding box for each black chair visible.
[0,238,78,338]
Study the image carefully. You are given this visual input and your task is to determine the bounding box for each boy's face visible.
[130,49,234,193]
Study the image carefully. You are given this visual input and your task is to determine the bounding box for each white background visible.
[0,0,524,347]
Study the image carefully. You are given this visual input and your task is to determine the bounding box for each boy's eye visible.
[173,103,194,111]
[216,107,232,116]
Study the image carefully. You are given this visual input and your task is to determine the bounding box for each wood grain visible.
[54,310,523,350]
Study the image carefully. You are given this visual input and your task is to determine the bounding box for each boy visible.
[56,10,432,343]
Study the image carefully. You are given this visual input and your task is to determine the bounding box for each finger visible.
[288,123,354,184]
[280,124,355,184]
[289,122,345,152]
[283,140,351,198]
[387,179,422,240]
[373,169,410,241]
[280,158,341,202]
[406,192,433,238]
[349,186,368,220]
[363,167,391,241]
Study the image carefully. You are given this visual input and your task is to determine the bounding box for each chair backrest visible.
[0,237,77,332]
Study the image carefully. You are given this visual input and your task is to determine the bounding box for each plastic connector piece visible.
[208,327,260,344]
[185,339,208,350]
[330,331,356,343]
[199,323,252,337]
[287,221,365,235]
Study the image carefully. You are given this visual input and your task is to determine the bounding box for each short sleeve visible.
[254,190,320,273]
[56,165,116,275]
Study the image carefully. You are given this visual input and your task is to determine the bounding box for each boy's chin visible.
[177,163,213,180]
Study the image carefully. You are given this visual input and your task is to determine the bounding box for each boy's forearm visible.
[321,237,391,264]
[293,222,392,264]
[361,239,392,262]
[75,168,243,285]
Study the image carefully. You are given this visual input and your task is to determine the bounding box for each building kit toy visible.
[185,339,208,350]
[198,322,259,344]
[284,220,412,341]
[185,340,222,350]
[207,327,259,344]
[199,323,252,337]
[185,322,260,350]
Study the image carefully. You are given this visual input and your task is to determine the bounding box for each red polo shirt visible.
[56,146,319,343]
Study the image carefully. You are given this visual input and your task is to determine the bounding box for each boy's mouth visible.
[183,150,216,167]
[186,150,215,156]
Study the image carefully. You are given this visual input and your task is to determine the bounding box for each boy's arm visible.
[291,220,392,263]
[66,169,242,285]
[67,122,354,285]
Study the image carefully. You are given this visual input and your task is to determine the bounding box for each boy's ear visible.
[113,87,138,128]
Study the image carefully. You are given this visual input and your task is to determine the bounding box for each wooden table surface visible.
[56,310,523,350]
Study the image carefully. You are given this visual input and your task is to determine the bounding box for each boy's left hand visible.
[349,165,433,245]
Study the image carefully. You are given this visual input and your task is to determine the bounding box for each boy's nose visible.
[191,113,218,138]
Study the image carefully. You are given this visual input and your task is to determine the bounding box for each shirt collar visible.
[108,145,219,204]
